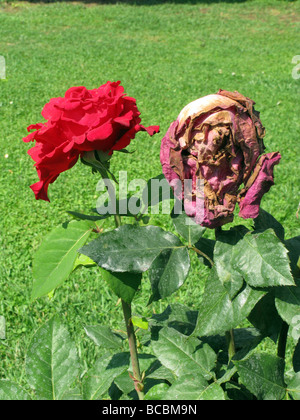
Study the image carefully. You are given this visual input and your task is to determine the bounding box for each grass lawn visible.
[0,0,299,389]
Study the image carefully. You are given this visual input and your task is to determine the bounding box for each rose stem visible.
[215,227,236,362]
[191,246,214,267]
[114,213,122,228]
[99,165,144,398]
[121,299,145,400]
[277,321,289,360]
[113,213,144,400]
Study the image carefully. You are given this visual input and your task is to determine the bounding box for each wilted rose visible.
[23,81,159,201]
[160,90,281,228]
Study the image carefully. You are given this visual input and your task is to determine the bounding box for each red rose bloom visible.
[23,81,159,201]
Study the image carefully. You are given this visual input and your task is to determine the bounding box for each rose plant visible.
[1,86,300,401]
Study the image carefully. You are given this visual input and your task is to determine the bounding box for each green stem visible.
[226,329,236,362]
[113,213,144,400]
[121,300,144,400]
[114,213,122,228]
[277,322,289,360]
[190,246,214,267]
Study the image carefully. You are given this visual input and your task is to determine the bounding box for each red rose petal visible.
[23,81,159,201]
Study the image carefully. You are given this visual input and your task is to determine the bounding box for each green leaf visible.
[193,268,265,337]
[32,220,94,299]
[99,267,142,304]
[235,353,286,400]
[248,292,283,341]
[287,372,300,400]
[171,208,206,245]
[151,327,216,380]
[201,328,263,366]
[151,303,198,336]
[146,360,176,384]
[149,246,190,302]
[80,224,186,273]
[253,207,285,241]
[214,226,249,299]
[61,387,83,400]
[84,325,123,349]
[0,380,31,400]
[135,354,160,377]
[26,316,80,400]
[284,236,300,278]
[131,316,149,330]
[275,277,300,340]
[83,352,130,400]
[144,383,170,400]
[165,374,225,400]
[274,236,300,339]
[73,254,96,270]
[67,210,109,222]
[230,328,264,361]
[293,340,300,373]
[231,229,295,288]
[225,382,256,400]
[113,371,135,396]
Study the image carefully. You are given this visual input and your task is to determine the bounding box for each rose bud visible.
[160,90,281,228]
[23,81,159,201]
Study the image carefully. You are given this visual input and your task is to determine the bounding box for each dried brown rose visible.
[160,90,281,228]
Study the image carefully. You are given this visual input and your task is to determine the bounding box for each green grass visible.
[0,0,299,388]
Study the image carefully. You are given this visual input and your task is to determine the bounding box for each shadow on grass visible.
[12,0,250,5]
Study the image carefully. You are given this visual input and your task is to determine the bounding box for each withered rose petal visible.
[238,152,281,219]
[160,90,280,228]
[160,120,181,184]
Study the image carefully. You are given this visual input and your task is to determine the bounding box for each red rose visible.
[23,81,159,201]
